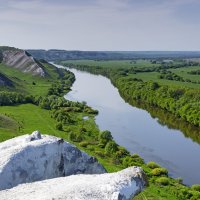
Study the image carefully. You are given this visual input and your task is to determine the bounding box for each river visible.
[54,63,200,185]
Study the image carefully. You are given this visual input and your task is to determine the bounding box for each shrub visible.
[190,191,200,200]
[175,177,183,184]
[68,132,83,142]
[131,154,145,165]
[99,130,113,142]
[191,184,200,192]
[75,134,84,142]
[147,161,160,169]
[87,146,94,151]
[68,132,76,142]
[122,155,144,167]
[151,168,168,176]
[105,141,118,154]
[55,122,63,130]
[79,141,89,147]
[98,130,113,148]
[95,151,105,158]
[156,177,169,186]
[115,146,130,159]
[98,142,106,148]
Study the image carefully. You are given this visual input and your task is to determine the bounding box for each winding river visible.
[54,63,200,185]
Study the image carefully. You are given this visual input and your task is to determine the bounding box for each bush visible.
[151,168,168,176]
[115,146,130,159]
[122,154,144,167]
[156,177,169,186]
[68,132,76,141]
[175,177,183,184]
[99,130,113,142]
[95,151,105,158]
[68,132,83,142]
[98,130,113,148]
[79,141,89,147]
[55,122,63,130]
[191,184,200,192]
[105,141,118,154]
[87,146,94,151]
[75,134,84,142]
[131,154,145,165]
[147,161,160,169]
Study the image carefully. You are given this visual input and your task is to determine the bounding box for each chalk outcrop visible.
[0,131,146,199]
[2,49,45,77]
[0,166,145,200]
[0,131,106,190]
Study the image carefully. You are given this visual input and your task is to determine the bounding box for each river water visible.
[54,63,200,185]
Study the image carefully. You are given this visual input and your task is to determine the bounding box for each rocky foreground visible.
[0,131,146,200]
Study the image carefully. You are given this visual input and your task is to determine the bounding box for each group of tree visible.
[188,70,200,75]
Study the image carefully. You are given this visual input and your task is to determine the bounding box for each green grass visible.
[62,59,161,69]
[134,184,179,200]
[61,60,200,89]
[170,66,200,82]
[127,72,200,88]
[0,62,60,96]
[0,104,66,141]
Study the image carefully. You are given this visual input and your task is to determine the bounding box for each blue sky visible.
[0,0,200,50]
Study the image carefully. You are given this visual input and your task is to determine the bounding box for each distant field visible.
[127,71,200,89]
[61,60,200,89]
[170,66,200,82]
[62,59,161,68]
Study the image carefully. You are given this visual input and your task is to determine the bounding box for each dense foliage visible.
[159,70,200,84]
[0,92,34,106]
[188,70,200,75]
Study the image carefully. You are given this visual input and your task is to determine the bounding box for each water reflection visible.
[124,100,200,145]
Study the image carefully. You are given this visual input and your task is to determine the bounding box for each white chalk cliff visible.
[0,167,145,200]
[0,131,146,199]
[0,131,106,190]
[2,50,45,77]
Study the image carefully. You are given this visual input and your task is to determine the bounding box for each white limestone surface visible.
[0,131,106,190]
[0,166,145,200]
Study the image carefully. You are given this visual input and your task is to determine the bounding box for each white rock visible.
[0,166,145,200]
[0,131,106,190]
[2,50,45,77]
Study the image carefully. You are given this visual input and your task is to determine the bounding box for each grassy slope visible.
[0,62,60,96]
[0,61,64,140]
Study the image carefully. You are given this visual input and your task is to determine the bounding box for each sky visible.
[0,0,200,51]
